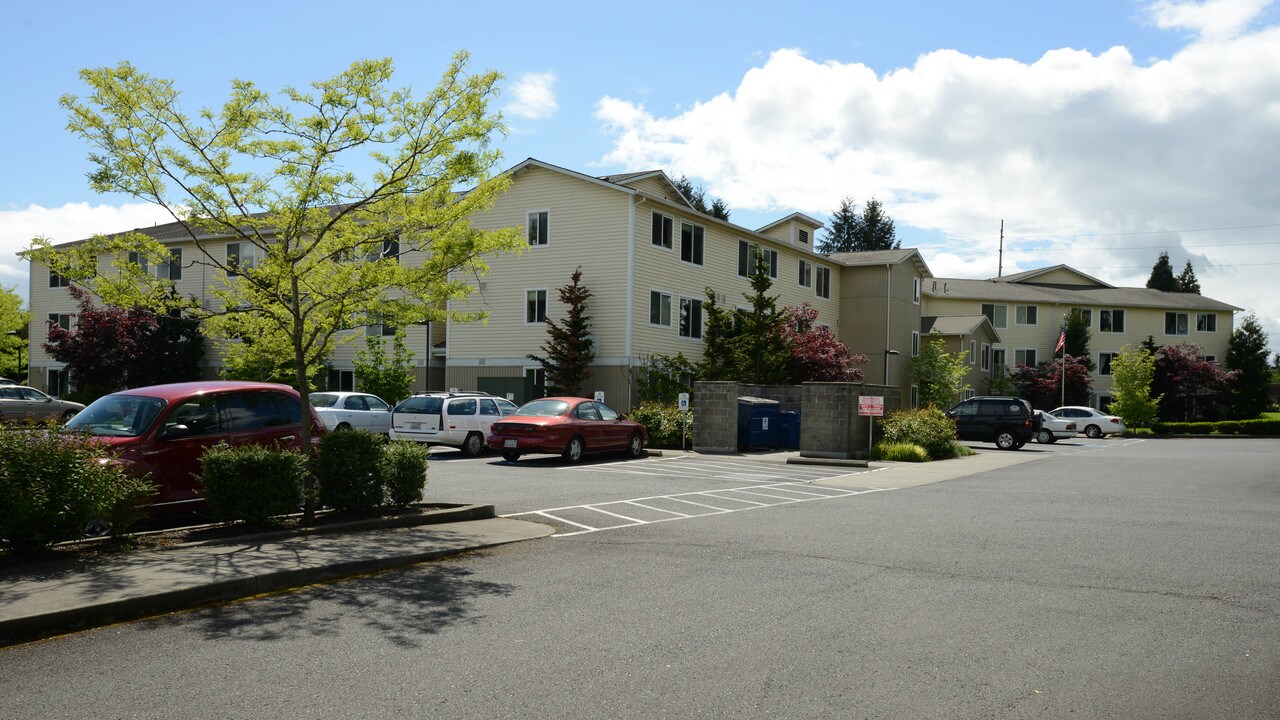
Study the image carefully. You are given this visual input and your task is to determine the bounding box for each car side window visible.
[1005,403,1026,416]
[447,398,477,416]
[165,397,222,437]
[364,397,390,412]
[275,393,302,425]
[220,392,287,431]
[595,402,619,421]
[575,403,602,421]
[950,402,977,417]
[0,387,19,400]
[18,388,47,401]
[344,396,369,411]
[478,399,500,416]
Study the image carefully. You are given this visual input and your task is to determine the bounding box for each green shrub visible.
[315,430,387,513]
[200,444,305,525]
[872,442,930,463]
[381,440,429,507]
[627,401,693,449]
[1152,419,1280,435]
[879,407,958,460]
[0,427,155,553]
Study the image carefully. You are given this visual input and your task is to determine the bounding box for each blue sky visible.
[2,0,1278,351]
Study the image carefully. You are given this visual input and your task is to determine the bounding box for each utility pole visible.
[998,220,1004,278]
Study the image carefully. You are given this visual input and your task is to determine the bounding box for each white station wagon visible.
[390,391,519,456]
[308,392,393,434]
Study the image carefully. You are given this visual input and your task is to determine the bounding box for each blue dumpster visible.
[737,397,781,450]
[777,410,801,449]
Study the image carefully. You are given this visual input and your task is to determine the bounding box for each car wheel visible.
[1084,424,1102,439]
[83,518,112,538]
[563,436,585,463]
[1036,429,1053,444]
[626,431,644,459]
[995,431,1017,450]
[61,410,78,422]
[501,451,521,463]
[1013,440,1026,449]
[336,422,352,432]
[461,432,485,457]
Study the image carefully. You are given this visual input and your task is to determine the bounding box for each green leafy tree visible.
[1176,260,1201,294]
[1109,344,1161,428]
[0,286,28,381]
[527,267,595,396]
[673,175,730,220]
[353,332,416,404]
[633,352,696,404]
[23,54,522,519]
[1225,313,1271,419]
[1146,251,1179,291]
[1065,308,1094,371]
[910,333,970,408]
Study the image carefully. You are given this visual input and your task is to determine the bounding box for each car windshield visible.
[65,395,168,437]
[515,399,571,417]
[309,393,340,408]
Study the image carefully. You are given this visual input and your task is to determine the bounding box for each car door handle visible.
[281,435,296,441]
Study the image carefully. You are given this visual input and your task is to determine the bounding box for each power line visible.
[1008,222,1280,239]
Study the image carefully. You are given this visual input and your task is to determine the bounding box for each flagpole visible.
[1059,319,1067,407]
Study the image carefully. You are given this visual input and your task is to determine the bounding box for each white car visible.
[1047,406,1127,438]
[308,392,393,434]
[1034,410,1077,444]
[390,391,519,456]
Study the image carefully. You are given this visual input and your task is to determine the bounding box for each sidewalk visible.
[0,507,553,647]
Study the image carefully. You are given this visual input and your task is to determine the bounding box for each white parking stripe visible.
[623,500,691,517]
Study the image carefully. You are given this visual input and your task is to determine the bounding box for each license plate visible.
[409,423,420,430]
[504,439,517,448]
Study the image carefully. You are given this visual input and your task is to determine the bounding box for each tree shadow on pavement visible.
[161,554,515,648]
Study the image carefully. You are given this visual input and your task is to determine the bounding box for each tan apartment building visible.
[23,160,1243,412]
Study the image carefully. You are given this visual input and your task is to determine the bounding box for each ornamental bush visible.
[200,444,305,525]
[1152,418,1280,435]
[871,442,930,463]
[627,401,693,449]
[315,430,387,513]
[381,440,430,508]
[879,407,958,460]
[0,426,155,552]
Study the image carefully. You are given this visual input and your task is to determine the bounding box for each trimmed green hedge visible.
[1151,419,1280,435]
[381,440,429,508]
[201,444,306,525]
[315,430,387,513]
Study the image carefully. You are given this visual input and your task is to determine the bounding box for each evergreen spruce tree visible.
[1146,252,1179,291]
[1065,308,1095,371]
[527,267,595,396]
[696,288,739,381]
[818,197,860,253]
[734,253,791,385]
[1225,313,1271,419]
[1176,260,1201,294]
[854,197,900,251]
[674,175,729,220]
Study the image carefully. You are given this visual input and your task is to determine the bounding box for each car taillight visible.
[1110,418,1121,424]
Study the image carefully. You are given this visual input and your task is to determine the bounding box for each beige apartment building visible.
[24,159,1242,411]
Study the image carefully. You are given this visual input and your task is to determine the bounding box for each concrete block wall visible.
[693,381,740,453]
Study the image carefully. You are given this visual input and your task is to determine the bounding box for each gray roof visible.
[597,170,665,184]
[922,315,988,336]
[756,212,826,233]
[923,276,1241,312]
[825,249,917,266]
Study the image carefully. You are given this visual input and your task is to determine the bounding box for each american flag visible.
[1055,324,1066,354]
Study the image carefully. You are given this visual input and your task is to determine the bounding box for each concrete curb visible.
[785,457,869,468]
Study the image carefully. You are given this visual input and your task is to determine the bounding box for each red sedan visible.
[488,397,647,463]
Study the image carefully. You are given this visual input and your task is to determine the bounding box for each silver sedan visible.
[308,391,393,433]
[0,385,85,423]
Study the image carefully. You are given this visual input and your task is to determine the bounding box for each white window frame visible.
[992,348,1007,378]
[48,312,72,331]
[1015,305,1038,326]
[913,277,921,305]
[680,221,705,266]
[798,260,812,289]
[159,248,183,281]
[982,303,1008,330]
[1196,313,1217,332]
[815,266,831,299]
[1099,309,1125,333]
[969,340,976,365]
[1164,311,1189,336]
[49,269,70,288]
[649,290,672,327]
[525,288,548,325]
[651,212,674,250]
[911,331,920,357]
[1015,348,1038,367]
[981,343,991,371]
[526,210,550,247]
[1204,354,1217,364]
[226,241,261,274]
[737,241,777,279]
[1099,352,1117,376]
[678,296,703,339]
[797,228,809,245]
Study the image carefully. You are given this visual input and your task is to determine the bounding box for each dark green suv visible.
[946,396,1041,450]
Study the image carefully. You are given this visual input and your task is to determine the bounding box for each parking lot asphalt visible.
[0,448,1049,648]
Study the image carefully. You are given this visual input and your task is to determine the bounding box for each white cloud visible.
[0,202,175,302]
[594,14,1280,348]
[1148,0,1271,40]
[505,72,559,121]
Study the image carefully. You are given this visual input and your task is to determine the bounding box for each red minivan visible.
[64,381,324,515]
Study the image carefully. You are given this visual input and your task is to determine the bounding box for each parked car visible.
[0,377,17,386]
[63,381,324,516]
[946,396,1042,450]
[488,397,647,463]
[308,391,392,434]
[389,391,520,456]
[1034,410,1077,444]
[1047,406,1126,438]
[0,385,84,423]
